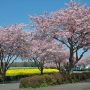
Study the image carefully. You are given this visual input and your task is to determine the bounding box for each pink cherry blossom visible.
[30,1,90,72]
[0,24,31,80]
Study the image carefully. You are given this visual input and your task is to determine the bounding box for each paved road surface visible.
[34,82,90,90]
[0,83,19,90]
[0,82,90,90]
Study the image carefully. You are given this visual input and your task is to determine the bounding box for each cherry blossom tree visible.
[30,1,90,73]
[30,38,56,74]
[77,57,90,67]
[44,44,69,73]
[30,30,69,74]
[0,24,30,81]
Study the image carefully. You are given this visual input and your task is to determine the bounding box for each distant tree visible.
[77,57,90,67]
[44,44,69,73]
[30,32,69,74]
[30,39,54,75]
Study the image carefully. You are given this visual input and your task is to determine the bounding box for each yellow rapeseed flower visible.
[6,68,59,76]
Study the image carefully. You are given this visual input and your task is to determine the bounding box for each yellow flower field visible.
[6,68,59,76]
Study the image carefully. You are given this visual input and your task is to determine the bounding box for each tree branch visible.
[78,49,88,60]
[6,55,19,70]
[54,37,70,48]
[74,49,88,65]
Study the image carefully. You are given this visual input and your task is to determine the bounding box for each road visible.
[0,81,90,90]
[34,82,90,90]
[0,83,19,90]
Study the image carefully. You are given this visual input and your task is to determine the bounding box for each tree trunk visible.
[40,67,43,75]
[67,47,74,74]
[1,69,6,83]
[58,62,61,73]
[0,68,1,74]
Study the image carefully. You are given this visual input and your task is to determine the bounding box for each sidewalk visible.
[0,81,90,90]
[0,83,19,90]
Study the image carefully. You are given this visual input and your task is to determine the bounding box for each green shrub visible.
[0,77,3,82]
[19,72,90,88]
[20,74,57,88]
[52,73,64,84]
[19,77,31,88]
[43,74,57,84]
[64,72,90,83]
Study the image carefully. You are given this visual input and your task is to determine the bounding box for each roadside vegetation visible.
[20,72,90,88]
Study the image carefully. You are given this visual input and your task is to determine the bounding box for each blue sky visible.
[0,0,90,26]
[0,0,89,60]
